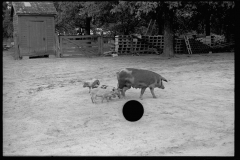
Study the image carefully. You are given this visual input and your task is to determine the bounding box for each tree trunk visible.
[205,12,211,36]
[85,17,91,35]
[157,17,164,35]
[224,26,231,43]
[156,10,164,35]
[85,17,92,48]
[163,5,174,57]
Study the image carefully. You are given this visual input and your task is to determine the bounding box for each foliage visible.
[54,2,83,34]
[175,1,235,35]
[3,1,234,38]
[110,1,143,35]
[2,2,13,38]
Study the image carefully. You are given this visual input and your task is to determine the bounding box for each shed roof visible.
[12,2,57,15]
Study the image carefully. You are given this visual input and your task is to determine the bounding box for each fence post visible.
[98,32,103,55]
[60,36,63,57]
[55,34,60,57]
[101,31,103,55]
[14,33,20,60]
[130,36,133,54]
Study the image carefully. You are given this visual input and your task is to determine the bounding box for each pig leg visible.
[101,95,108,103]
[91,96,94,103]
[121,87,129,98]
[123,85,131,97]
[91,95,95,103]
[140,87,147,100]
[121,90,125,98]
[149,87,157,98]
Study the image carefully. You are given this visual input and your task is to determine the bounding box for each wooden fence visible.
[58,35,101,57]
[56,35,116,57]
[115,35,186,55]
[102,36,116,54]
[56,34,187,57]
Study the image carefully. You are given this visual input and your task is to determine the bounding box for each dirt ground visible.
[3,49,234,156]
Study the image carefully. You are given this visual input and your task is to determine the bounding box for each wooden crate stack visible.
[115,35,131,54]
[142,35,164,54]
[174,38,185,54]
[115,35,185,55]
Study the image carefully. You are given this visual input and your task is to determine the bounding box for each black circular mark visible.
[122,100,144,122]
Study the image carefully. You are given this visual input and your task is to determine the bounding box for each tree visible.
[216,2,235,42]
[2,2,13,38]
[79,1,142,35]
[78,2,97,35]
[54,1,118,35]
[134,1,181,57]
[52,1,235,55]
[181,1,235,37]
[54,2,84,35]
[163,2,174,57]
[110,1,144,35]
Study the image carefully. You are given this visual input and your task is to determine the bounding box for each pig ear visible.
[95,79,100,85]
[160,76,168,82]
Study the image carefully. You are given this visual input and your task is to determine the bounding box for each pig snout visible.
[159,83,165,89]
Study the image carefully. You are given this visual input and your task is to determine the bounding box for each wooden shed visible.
[11,2,57,59]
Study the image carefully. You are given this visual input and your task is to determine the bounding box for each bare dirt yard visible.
[3,49,234,156]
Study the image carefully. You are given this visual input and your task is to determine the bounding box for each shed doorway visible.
[28,21,46,54]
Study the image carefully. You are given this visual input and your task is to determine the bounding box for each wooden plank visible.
[61,53,82,56]
[62,39,97,43]
[59,35,99,39]
[62,40,98,45]
[62,44,98,49]
[62,48,81,52]
[62,37,85,47]
[62,41,98,46]
[60,36,63,57]
[98,35,102,55]
[63,44,98,49]
[55,34,60,57]
[14,33,20,60]
[62,51,96,56]
[63,47,98,52]
[46,20,54,53]
[62,36,93,39]
[62,44,98,48]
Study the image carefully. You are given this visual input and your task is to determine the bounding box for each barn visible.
[11,2,57,59]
